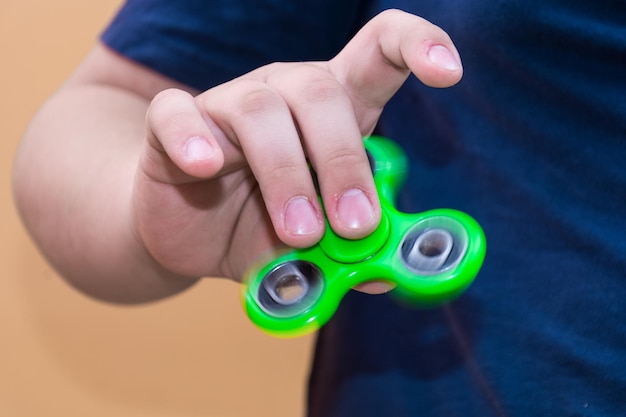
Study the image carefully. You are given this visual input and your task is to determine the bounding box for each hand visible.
[133,9,463,282]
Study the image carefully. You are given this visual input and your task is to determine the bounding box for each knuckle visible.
[298,76,346,104]
[322,147,368,172]
[376,8,405,21]
[147,88,194,129]
[375,8,423,24]
[152,109,196,138]
[370,8,409,30]
[265,157,303,182]
[232,82,285,119]
[370,9,436,38]
[261,61,289,73]
[149,88,189,114]
[152,87,187,103]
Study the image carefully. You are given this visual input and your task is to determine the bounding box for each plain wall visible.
[0,1,314,416]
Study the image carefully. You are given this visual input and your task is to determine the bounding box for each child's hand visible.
[133,9,463,281]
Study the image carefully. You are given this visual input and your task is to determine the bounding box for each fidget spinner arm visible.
[243,136,486,337]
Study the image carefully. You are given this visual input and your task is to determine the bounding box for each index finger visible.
[328,9,463,132]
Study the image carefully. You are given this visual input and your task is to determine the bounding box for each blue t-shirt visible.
[102,1,626,416]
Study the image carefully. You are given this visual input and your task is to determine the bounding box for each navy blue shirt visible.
[103,1,626,415]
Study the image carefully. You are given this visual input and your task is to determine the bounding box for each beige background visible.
[1,1,314,416]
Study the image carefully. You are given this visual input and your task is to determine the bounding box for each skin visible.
[12,9,462,303]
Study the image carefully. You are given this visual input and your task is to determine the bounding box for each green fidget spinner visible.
[243,136,486,337]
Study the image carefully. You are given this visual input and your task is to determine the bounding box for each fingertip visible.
[276,228,325,250]
[334,187,380,237]
[183,136,217,162]
[418,42,463,88]
[314,186,381,242]
[179,135,224,178]
[275,196,325,249]
[353,280,395,294]
[427,44,462,73]
[283,196,324,237]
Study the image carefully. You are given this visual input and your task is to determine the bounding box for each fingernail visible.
[284,197,322,236]
[184,136,216,161]
[427,44,461,71]
[337,188,374,230]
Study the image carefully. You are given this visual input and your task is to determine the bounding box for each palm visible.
[133,165,280,281]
